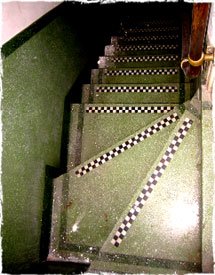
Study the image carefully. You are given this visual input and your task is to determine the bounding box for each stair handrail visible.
[181,3,213,79]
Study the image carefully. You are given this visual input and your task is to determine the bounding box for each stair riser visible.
[111,35,179,45]
[91,69,180,84]
[82,84,191,104]
[121,19,179,29]
[105,45,179,56]
[67,105,83,171]
[98,59,179,69]
[98,55,179,69]
[121,27,180,36]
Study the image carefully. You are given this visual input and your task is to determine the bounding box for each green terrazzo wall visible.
[1,3,113,272]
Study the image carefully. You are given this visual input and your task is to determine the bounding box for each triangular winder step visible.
[68,106,179,170]
[48,110,201,274]
[48,8,201,274]
[49,111,181,260]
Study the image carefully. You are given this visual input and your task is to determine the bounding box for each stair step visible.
[99,111,201,273]
[105,44,179,56]
[80,104,177,163]
[91,68,180,84]
[111,34,179,45]
[48,175,92,265]
[89,258,198,274]
[121,26,180,36]
[48,112,181,264]
[82,83,191,104]
[121,17,179,30]
[98,54,179,68]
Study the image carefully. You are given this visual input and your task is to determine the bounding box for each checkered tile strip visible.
[124,26,179,33]
[75,113,179,177]
[111,118,193,247]
[86,106,174,114]
[105,55,178,63]
[123,21,177,29]
[118,44,178,51]
[96,85,178,93]
[120,34,178,42]
[105,68,178,77]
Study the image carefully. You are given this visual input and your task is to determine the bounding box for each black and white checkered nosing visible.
[105,68,178,77]
[111,118,193,247]
[86,106,174,114]
[121,34,179,42]
[118,44,178,52]
[124,26,179,33]
[105,55,178,63]
[75,113,179,177]
[96,85,178,93]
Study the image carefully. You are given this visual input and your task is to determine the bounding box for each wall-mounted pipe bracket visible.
[181,46,215,69]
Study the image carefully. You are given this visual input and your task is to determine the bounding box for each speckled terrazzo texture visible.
[48,4,204,274]
[80,107,178,163]
[202,108,214,272]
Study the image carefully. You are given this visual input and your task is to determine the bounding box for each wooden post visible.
[181,3,211,78]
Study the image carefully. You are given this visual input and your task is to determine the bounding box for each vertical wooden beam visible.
[181,3,211,78]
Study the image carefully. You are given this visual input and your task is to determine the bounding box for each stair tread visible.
[80,104,177,162]
[88,259,194,274]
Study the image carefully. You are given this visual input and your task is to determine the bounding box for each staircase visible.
[47,6,202,274]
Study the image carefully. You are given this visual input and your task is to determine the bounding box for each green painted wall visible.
[1,4,106,272]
